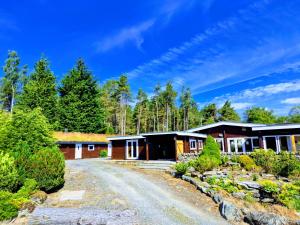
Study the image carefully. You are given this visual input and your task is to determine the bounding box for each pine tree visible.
[0,51,27,113]
[134,89,148,134]
[201,103,217,124]
[18,57,58,126]
[162,82,177,131]
[245,107,276,124]
[58,59,105,133]
[218,100,240,122]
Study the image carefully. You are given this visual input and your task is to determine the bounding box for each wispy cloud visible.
[0,12,19,32]
[95,20,155,52]
[231,102,253,110]
[281,97,300,104]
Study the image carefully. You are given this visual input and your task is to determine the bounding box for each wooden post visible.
[174,135,177,161]
[146,142,149,161]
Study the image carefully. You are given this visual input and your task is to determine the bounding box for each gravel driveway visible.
[29,159,229,225]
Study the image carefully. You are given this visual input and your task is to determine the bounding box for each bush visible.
[100,150,108,158]
[238,155,256,171]
[221,155,229,165]
[206,177,238,193]
[193,155,220,173]
[14,179,38,199]
[27,147,65,192]
[175,162,188,175]
[273,151,300,177]
[251,149,276,173]
[278,184,300,211]
[0,191,18,221]
[202,136,221,164]
[259,180,280,194]
[0,152,19,192]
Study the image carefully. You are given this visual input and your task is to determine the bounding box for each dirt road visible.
[28,159,229,225]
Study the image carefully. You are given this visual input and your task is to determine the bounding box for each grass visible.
[53,132,110,143]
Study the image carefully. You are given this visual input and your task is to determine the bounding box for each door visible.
[126,140,139,159]
[108,143,112,157]
[176,140,184,156]
[75,144,82,159]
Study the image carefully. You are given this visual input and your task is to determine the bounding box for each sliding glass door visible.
[126,140,139,159]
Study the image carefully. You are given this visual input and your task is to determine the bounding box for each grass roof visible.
[53,132,110,143]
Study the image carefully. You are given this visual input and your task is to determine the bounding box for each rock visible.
[190,171,201,178]
[232,192,246,199]
[182,175,193,183]
[212,193,223,204]
[31,191,47,204]
[249,189,261,198]
[261,198,275,203]
[187,167,195,173]
[18,209,31,218]
[237,181,261,190]
[245,211,288,225]
[262,174,276,179]
[227,162,240,167]
[219,201,243,222]
[203,171,218,176]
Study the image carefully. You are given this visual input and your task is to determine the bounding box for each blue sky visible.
[1,0,300,117]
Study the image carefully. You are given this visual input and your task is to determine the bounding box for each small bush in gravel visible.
[202,136,221,164]
[238,155,256,171]
[0,152,19,192]
[175,162,188,175]
[193,155,220,173]
[100,150,108,158]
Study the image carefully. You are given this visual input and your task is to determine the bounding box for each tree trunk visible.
[10,85,15,114]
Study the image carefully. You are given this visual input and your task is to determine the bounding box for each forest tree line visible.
[0,50,299,135]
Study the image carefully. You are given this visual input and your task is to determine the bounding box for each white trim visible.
[88,144,95,151]
[253,124,300,131]
[141,131,207,138]
[263,135,293,153]
[215,138,225,153]
[189,138,197,150]
[126,139,139,159]
[187,121,265,132]
[227,137,259,154]
[198,140,203,150]
[107,136,145,141]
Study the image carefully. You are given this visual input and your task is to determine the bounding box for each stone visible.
[190,171,201,178]
[60,190,85,201]
[219,201,243,222]
[18,209,31,218]
[245,211,288,225]
[232,192,246,199]
[203,171,218,176]
[187,167,195,173]
[249,189,261,198]
[237,181,261,190]
[212,193,223,204]
[182,175,193,183]
[261,198,275,203]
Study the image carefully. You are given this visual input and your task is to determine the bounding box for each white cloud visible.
[95,20,155,52]
[281,97,300,104]
[231,102,253,110]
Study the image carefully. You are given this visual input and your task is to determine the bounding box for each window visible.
[295,136,300,153]
[252,138,260,149]
[227,137,259,153]
[88,145,95,151]
[198,140,203,150]
[189,138,197,150]
[126,140,139,159]
[263,136,292,153]
[215,138,225,152]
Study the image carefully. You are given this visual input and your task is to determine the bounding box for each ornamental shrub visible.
[193,155,220,173]
[273,151,300,177]
[278,184,300,211]
[100,150,108,158]
[175,162,188,175]
[250,149,276,173]
[27,147,65,192]
[238,155,256,171]
[259,180,280,194]
[202,136,221,164]
[0,191,18,221]
[0,152,19,192]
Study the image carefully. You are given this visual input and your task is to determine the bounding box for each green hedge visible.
[0,152,19,192]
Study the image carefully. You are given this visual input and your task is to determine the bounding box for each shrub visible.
[193,155,220,173]
[273,151,300,177]
[175,162,188,175]
[14,179,38,199]
[221,155,229,165]
[100,150,108,158]
[27,147,65,192]
[251,149,276,173]
[278,184,300,211]
[206,177,238,193]
[259,180,280,194]
[0,191,18,221]
[238,155,256,171]
[0,152,19,192]
[202,136,221,164]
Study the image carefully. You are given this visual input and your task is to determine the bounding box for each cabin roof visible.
[54,132,110,143]
[252,123,300,131]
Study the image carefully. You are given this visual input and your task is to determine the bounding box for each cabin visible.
[54,132,110,160]
[108,122,300,161]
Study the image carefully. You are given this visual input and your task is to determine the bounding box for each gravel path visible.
[29,159,230,225]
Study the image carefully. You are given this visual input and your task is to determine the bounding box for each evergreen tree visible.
[218,100,240,122]
[18,57,58,126]
[58,59,105,133]
[134,89,148,134]
[162,82,177,131]
[179,87,197,130]
[0,51,27,113]
[245,107,276,124]
[288,105,300,123]
[201,103,217,124]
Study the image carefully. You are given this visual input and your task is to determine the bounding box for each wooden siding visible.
[111,139,146,160]
[59,143,107,160]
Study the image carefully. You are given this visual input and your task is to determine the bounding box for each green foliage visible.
[175,162,188,175]
[0,191,18,221]
[251,149,276,173]
[218,100,240,122]
[278,184,300,211]
[201,103,217,125]
[193,155,220,173]
[14,179,38,199]
[238,155,257,171]
[27,147,65,192]
[259,180,280,194]
[221,155,229,165]
[206,177,238,193]
[59,59,106,133]
[0,108,56,153]
[273,151,300,177]
[0,152,18,192]
[100,150,108,158]
[252,173,259,181]
[18,57,59,127]
[245,107,276,124]
[202,135,221,163]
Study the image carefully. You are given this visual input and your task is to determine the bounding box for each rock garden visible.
[171,136,300,225]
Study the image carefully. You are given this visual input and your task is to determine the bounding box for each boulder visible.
[212,193,223,204]
[203,171,218,177]
[219,201,243,222]
[245,211,288,225]
[237,181,261,190]
[232,192,246,199]
[182,175,193,183]
[260,198,275,203]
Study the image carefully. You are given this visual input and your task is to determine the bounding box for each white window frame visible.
[215,138,225,153]
[227,137,259,154]
[88,144,95,151]
[189,138,197,150]
[198,140,203,150]
[126,140,139,159]
[263,135,292,153]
